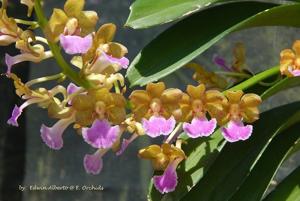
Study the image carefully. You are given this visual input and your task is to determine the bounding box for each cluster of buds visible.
[5,0,293,195]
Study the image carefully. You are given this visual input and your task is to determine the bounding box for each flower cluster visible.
[1,0,282,195]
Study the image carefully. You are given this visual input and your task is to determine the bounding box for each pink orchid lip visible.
[40,115,75,150]
[88,51,129,74]
[84,149,108,175]
[288,68,300,77]
[101,51,129,69]
[7,98,43,127]
[221,120,253,142]
[153,159,181,194]
[183,117,217,138]
[59,34,93,55]
[67,82,81,95]
[82,119,120,149]
[142,116,176,138]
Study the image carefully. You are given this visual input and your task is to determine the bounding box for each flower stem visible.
[226,66,280,92]
[216,71,251,79]
[15,18,39,28]
[33,0,92,89]
[25,73,65,87]
[165,123,183,144]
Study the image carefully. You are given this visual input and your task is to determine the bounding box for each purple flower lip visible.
[7,99,42,127]
[82,119,120,149]
[84,149,107,175]
[288,68,300,77]
[88,51,129,74]
[40,116,75,150]
[67,82,81,95]
[153,161,179,194]
[221,120,253,142]
[142,116,176,138]
[7,105,23,127]
[60,34,93,55]
[102,52,129,69]
[183,117,217,138]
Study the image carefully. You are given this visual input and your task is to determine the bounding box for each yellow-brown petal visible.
[280,49,295,63]
[47,8,68,40]
[146,82,166,98]
[232,42,246,72]
[225,90,244,103]
[96,23,116,44]
[161,88,182,104]
[241,107,260,123]
[104,42,128,59]
[77,11,99,36]
[186,84,205,99]
[107,106,126,124]
[75,109,94,126]
[292,40,300,56]
[205,90,225,103]
[64,0,84,17]
[129,90,151,105]
[72,94,95,111]
[138,145,162,159]
[240,93,262,108]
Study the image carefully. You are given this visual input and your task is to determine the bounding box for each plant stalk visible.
[33,0,92,89]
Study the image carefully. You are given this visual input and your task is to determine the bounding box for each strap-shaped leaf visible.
[263,166,300,201]
[148,102,300,201]
[125,0,225,29]
[126,3,300,87]
[229,123,300,201]
[126,0,300,29]
[261,77,300,100]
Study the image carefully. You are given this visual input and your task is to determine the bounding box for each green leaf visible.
[126,3,300,87]
[125,0,225,29]
[180,102,300,201]
[261,77,300,100]
[229,122,300,201]
[264,166,300,201]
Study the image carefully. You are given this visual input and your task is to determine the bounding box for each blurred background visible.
[0,0,300,201]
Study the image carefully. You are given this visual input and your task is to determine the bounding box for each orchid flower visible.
[218,90,262,142]
[180,84,224,138]
[130,82,183,138]
[280,40,300,77]
[138,143,186,194]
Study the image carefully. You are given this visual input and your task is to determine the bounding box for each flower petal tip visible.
[183,117,217,138]
[83,153,103,175]
[40,124,63,150]
[142,116,176,138]
[7,105,22,127]
[153,165,178,194]
[5,53,13,74]
[67,82,81,94]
